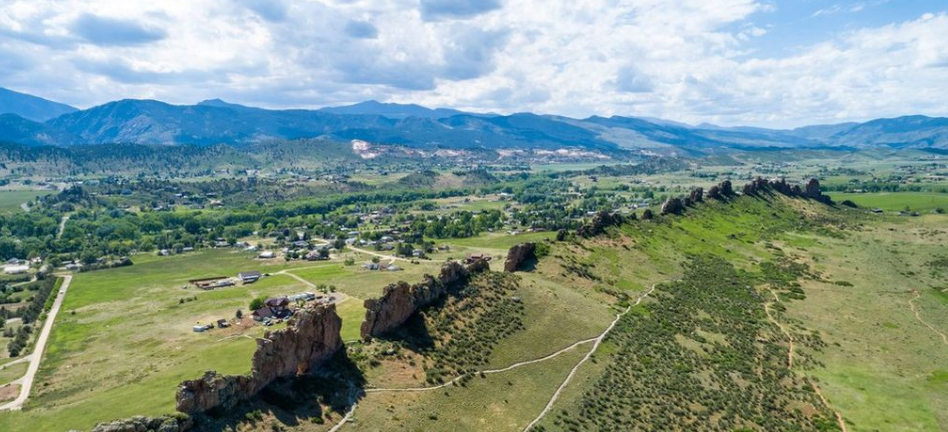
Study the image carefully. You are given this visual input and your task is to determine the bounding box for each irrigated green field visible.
[829,191,948,212]
[0,190,52,213]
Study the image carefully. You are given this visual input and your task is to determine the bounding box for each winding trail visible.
[809,379,849,432]
[908,290,948,346]
[764,289,795,370]
[330,285,656,431]
[765,288,847,432]
[0,274,72,411]
[522,284,656,431]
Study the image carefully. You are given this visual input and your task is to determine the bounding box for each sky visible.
[1,0,947,128]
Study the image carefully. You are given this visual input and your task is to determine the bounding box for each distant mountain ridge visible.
[0,87,78,122]
[1,88,947,153]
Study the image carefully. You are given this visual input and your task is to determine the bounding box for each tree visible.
[236,309,243,319]
[249,296,266,311]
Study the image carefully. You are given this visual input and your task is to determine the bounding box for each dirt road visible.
[0,274,72,411]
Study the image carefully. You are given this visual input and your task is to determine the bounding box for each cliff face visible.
[176,303,343,415]
[360,260,487,340]
[503,243,537,272]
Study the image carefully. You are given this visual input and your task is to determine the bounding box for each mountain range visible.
[2,86,948,155]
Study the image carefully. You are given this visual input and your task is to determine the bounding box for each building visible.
[189,276,234,290]
[238,271,262,284]
[259,251,276,259]
[465,252,490,264]
[4,264,29,274]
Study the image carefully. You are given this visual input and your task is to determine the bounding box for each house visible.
[192,324,213,332]
[262,297,292,319]
[216,319,230,328]
[465,253,490,264]
[158,249,171,256]
[363,262,380,271]
[238,271,262,284]
[4,264,29,275]
[65,263,82,271]
[252,307,273,321]
[259,251,276,259]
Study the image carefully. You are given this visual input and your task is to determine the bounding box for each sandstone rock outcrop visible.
[688,187,704,204]
[707,180,736,200]
[660,197,685,215]
[739,177,832,204]
[504,243,537,273]
[91,415,192,432]
[360,260,487,340]
[176,303,343,415]
[576,211,626,238]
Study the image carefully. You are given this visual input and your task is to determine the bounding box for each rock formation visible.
[360,260,487,340]
[176,303,342,415]
[504,242,537,273]
[91,415,192,432]
[576,211,626,237]
[660,197,685,215]
[738,177,833,204]
[804,178,833,204]
[689,187,704,204]
[707,180,735,200]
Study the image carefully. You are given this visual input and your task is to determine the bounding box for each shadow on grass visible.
[189,349,366,431]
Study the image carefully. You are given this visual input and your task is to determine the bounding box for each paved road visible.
[0,274,72,411]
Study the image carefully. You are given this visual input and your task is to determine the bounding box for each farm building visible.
[259,251,276,259]
[238,271,262,283]
[188,276,235,290]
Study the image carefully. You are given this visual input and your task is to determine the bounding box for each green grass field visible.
[829,191,948,212]
[0,250,419,432]
[0,190,52,213]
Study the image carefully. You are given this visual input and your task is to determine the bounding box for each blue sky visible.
[0,0,946,128]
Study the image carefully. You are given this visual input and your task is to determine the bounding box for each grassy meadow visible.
[0,189,53,213]
[828,191,948,212]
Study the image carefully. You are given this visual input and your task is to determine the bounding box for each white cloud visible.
[0,0,945,127]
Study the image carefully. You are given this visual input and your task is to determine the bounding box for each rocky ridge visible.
[360,259,488,339]
[175,303,343,415]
